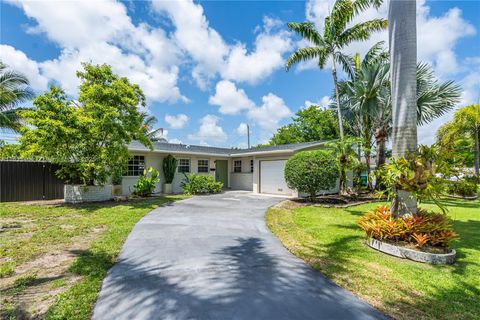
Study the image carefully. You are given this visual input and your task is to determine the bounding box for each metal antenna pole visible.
[247,124,250,149]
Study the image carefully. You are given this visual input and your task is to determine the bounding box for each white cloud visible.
[188,115,227,143]
[222,17,293,84]
[165,114,189,129]
[208,80,255,115]
[303,0,476,79]
[304,96,331,109]
[151,2,293,88]
[247,93,292,132]
[236,123,249,136]
[0,45,49,92]
[4,0,186,103]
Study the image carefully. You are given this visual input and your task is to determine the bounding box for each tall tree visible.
[338,55,462,190]
[436,104,480,180]
[20,63,152,185]
[337,42,390,190]
[285,0,387,141]
[389,0,417,215]
[269,106,341,145]
[0,61,34,132]
[139,112,167,142]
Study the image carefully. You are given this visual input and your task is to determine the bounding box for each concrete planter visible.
[112,185,123,196]
[163,183,173,194]
[65,184,113,204]
[366,238,456,265]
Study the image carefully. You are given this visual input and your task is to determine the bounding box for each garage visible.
[260,160,294,196]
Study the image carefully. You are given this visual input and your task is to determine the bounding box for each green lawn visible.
[266,199,480,320]
[0,196,186,319]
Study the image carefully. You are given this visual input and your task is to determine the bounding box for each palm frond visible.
[335,52,355,79]
[285,47,328,71]
[337,19,388,46]
[287,22,324,46]
[362,41,388,66]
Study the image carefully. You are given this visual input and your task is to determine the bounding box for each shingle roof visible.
[127,140,327,156]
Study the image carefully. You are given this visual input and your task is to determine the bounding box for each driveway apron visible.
[93,191,386,320]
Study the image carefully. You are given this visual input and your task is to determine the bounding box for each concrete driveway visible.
[93,191,386,320]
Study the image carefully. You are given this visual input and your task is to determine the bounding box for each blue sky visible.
[1,0,479,147]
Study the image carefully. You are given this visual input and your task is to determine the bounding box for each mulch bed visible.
[292,193,384,208]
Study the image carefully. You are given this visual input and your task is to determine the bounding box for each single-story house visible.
[123,140,339,197]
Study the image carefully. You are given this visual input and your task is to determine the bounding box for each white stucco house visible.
[122,140,337,197]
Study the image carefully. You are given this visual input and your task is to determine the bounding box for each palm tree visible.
[285,0,387,141]
[339,45,462,191]
[389,0,417,215]
[337,42,390,190]
[0,61,34,132]
[139,112,166,142]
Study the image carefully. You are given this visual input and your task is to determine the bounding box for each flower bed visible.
[358,205,457,262]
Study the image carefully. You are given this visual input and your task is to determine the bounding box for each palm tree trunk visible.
[389,0,418,216]
[375,127,387,190]
[332,60,345,141]
[474,126,479,181]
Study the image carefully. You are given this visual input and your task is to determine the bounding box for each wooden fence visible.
[0,160,64,202]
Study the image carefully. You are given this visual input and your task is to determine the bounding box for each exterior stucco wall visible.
[230,156,254,191]
[121,152,230,195]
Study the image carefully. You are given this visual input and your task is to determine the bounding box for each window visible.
[250,159,254,173]
[234,160,242,173]
[178,159,190,173]
[126,155,145,176]
[198,159,209,173]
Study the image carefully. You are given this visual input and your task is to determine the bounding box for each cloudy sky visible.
[1,0,479,147]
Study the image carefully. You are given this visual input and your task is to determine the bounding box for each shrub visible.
[162,154,177,184]
[284,150,339,201]
[448,178,477,197]
[133,167,160,197]
[181,173,223,195]
[357,205,458,249]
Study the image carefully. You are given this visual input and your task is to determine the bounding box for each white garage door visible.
[260,160,294,195]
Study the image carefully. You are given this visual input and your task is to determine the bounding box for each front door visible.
[215,160,228,188]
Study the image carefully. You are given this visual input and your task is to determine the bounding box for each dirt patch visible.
[0,226,105,319]
[274,200,305,210]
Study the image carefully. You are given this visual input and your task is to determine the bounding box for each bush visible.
[284,150,339,201]
[358,205,458,250]
[133,167,160,197]
[181,173,223,195]
[448,178,477,197]
[162,154,177,184]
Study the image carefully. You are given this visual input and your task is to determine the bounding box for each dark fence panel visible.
[0,161,64,202]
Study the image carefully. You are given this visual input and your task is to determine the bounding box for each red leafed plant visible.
[412,233,429,247]
[358,205,458,250]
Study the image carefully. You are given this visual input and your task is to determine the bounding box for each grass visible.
[266,198,480,320]
[0,196,186,319]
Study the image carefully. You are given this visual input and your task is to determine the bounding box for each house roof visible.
[127,140,327,157]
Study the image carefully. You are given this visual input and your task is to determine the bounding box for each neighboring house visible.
[124,140,336,197]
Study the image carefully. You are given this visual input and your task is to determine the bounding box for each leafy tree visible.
[285,0,387,141]
[436,104,480,179]
[0,61,34,132]
[0,141,22,159]
[269,107,341,145]
[20,63,152,185]
[285,150,339,201]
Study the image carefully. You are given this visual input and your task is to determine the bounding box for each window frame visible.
[197,159,209,173]
[178,158,190,173]
[233,160,242,173]
[125,155,146,176]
